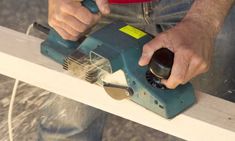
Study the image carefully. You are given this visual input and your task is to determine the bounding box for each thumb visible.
[139,34,165,66]
[96,0,110,15]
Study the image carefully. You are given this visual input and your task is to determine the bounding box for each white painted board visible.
[0,26,235,141]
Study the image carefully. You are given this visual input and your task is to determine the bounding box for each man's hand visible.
[48,0,110,41]
[139,18,214,89]
[139,0,234,89]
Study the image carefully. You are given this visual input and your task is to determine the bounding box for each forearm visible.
[183,0,234,37]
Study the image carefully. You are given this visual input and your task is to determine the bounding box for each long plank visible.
[0,26,235,141]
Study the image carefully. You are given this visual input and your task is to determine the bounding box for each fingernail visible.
[138,53,151,66]
[138,58,145,66]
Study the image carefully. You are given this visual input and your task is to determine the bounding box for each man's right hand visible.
[48,0,110,41]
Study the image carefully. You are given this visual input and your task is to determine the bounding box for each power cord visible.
[26,23,34,36]
[7,22,38,141]
[8,79,19,141]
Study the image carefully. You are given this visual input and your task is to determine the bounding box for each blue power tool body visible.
[41,0,196,118]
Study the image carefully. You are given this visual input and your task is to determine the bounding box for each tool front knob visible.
[149,48,174,79]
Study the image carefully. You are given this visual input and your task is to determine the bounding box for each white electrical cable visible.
[8,23,34,141]
[8,79,19,141]
[26,23,34,36]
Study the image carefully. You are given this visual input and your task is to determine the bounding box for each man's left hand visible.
[139,18,215,89]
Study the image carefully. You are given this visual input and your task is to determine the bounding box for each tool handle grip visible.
[149,48,174,79]
[82,0,99,13]
[48,0,99,49]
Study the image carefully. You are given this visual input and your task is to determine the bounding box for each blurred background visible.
[0,0,235,140]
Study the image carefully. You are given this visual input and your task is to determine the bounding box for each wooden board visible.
[0,26,235,141]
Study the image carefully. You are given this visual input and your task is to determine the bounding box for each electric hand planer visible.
[41,0,196,118]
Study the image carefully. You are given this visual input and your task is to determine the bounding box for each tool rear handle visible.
[82,0,99,13]
[48,0,99,49]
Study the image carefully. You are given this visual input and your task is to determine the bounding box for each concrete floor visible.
[0,0,235,141]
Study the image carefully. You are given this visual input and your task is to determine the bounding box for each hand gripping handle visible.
[49,0,99,49]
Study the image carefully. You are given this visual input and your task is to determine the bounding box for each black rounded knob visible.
[149,48,174,79]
